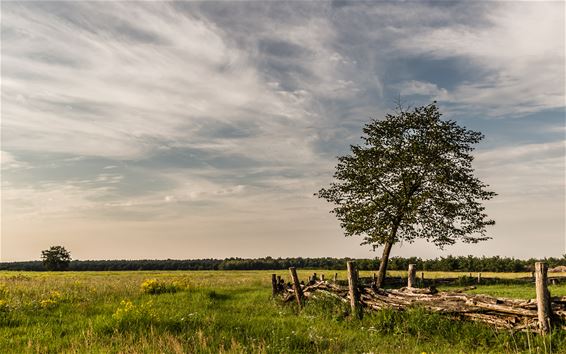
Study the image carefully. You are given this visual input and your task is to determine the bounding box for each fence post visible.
[347,261,362,319]
[333,272,338,283]
[289,267,304,309]
[407,264,416,288]
[477,272,482,284]
[421,272,425,288]
[271,274,278,297]
[320,274,325,281]
[535,262,551,334]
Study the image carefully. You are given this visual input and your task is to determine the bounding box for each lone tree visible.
[317,102,496,288]
[41,246,72,271]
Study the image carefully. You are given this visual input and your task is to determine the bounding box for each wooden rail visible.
[272,262,558,334]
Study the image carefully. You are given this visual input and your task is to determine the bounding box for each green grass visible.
[0,270,565,353]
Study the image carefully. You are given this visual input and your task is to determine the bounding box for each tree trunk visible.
[375,240,393,288]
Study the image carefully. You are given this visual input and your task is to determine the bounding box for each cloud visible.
[397,80,448,98]
[475,140,565,201]
[476,141,565,167]
[1,2,317,161]
[1,151,29,170]
[396,2,565,116]
[1,180,115,220]
[2,1,564,260]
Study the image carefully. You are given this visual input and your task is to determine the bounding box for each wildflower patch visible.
[112,299,157,329]
[140,278,185,295]
[39,290,64,309]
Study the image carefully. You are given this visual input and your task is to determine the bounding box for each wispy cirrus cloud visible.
[395,2,564,116]
[475,141,565,199]
[1,1,564,260]
[1,151,30,170]
[2,2,320,161]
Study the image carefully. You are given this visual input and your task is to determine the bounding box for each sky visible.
[1,1,564,262]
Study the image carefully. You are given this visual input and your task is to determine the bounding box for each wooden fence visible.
[271,262,565,334]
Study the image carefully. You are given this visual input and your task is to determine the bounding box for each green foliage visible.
[3,255,566,272]
[111,299,158,330]
[300,292,350,322]
[0,299,9,312]
[40,246,71,271]
[317,102,496,249]
[0,283,8,297]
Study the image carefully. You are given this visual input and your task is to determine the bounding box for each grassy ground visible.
[0,270,565,353]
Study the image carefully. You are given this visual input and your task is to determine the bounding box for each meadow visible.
[1,270,565,353]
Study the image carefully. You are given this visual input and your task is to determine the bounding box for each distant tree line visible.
[1,255,565,272]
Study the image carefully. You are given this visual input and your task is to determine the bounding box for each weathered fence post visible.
[320,274,325,282]
[333,272,338,283]
[535,262,551,334]
[347,261,362,319]
[289,267,304,309]
[477,272,482,284]
[271,274,278,297]
[421,272,425,288]
[407,264,416,288]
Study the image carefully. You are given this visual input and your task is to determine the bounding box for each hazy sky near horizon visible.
[1,1,564,261]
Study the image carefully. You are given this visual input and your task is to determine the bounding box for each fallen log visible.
[464,299,538,317]
[276,280,566,331]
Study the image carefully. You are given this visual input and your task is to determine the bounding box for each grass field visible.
[1,270,565,353]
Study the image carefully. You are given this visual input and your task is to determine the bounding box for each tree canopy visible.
[41,245,72,271]
[317,102,496,287]
[2,255,565,273]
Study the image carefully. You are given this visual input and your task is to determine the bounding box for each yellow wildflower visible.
[0,299,8,311]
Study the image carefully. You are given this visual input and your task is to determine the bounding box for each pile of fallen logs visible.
[272,262,565,333]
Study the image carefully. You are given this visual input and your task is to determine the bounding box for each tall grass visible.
[0,270,565,353]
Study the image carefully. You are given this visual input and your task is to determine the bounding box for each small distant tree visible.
[41,246,72,271]
[317,102,496,288]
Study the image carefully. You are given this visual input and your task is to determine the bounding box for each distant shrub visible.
[140,279,184,295]
[41,245,71,271]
